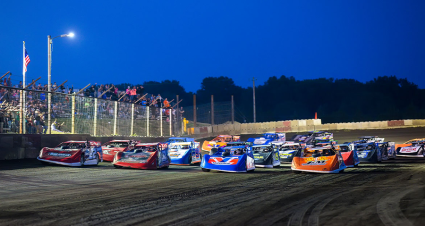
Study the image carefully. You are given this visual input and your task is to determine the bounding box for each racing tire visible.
[40,161,49,166]
[80,155,85,167]
[247,169,255,173]
[113,165,123,169]
[354,164,359,167]
[339,169,345,173]
[202,168,210,172]
[188,155,192,165]
[95,154,100,165]
[292,170,301,174]
[162,165,169,169]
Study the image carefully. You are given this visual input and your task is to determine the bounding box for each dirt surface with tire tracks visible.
[1,127,425,226]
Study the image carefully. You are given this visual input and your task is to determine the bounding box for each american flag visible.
[24,49,30,72]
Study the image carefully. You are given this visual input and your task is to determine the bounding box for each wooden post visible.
[94,98,97,136]
[146,106,150,136]
[170,110,172,136]
[113,101,118,135]
[131,104,134,135]
[160,107,163,137]
[71,95,75,134]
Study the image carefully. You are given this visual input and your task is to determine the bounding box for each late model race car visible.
[168,142,202,165]
[354,142,395,163]
[252,144,281,168]
[290,131,333,145]
[352,136,385,144]
[102,140,137,162]
[396,140,425,157]
[113,143,170,169]
[201,135,240,152]
[339,144,360,167]
[38,140,103,166]
[201,147,255,173]
[278,143,302,163]
[291,146,346,173]
[247,133,286,146]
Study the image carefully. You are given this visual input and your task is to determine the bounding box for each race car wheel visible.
[40,161,49,166]
[95,154,100,165]
[162,165,169,169]
[339,169,345,173]
[113,165,122,168]
[247,169,255,173]
[188,155,192,165]
[292,170,301,174]
[354,164,359,167]
[202,168,210,172]
[80,155,85,167]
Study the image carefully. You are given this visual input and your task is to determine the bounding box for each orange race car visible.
[291,145,346,174]
[393,138,425,152]
[201,135,240,152]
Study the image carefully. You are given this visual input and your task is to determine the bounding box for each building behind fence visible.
[0,86,182,137]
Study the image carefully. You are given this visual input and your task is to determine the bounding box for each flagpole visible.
[21,41,26,134]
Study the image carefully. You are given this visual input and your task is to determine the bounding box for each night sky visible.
[1,0,425,92]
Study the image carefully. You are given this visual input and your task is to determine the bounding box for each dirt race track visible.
[1,127,425,226]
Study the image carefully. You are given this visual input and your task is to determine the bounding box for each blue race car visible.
[166,137,195,143]
[247,133,286,146]
[201,147,255,173]
[252,144,281,168]
[168,141,202,165]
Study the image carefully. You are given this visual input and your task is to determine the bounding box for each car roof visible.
[169,142,192,145]
[359,136,378,138]
[136,143,159,146]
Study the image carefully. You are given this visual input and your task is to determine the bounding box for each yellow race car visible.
[201,135,240,152]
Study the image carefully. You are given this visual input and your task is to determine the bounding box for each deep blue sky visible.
[1,0,425,92]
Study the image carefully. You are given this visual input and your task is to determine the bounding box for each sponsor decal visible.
[103,150,110,155]
[254,155,264,160]
[169,153,180,157]
[302,156,330,166]
[401,147,419,153]
[274,152,279,160]
[208,157,239,165]
[48,152,71,157]
[357,151,369,158]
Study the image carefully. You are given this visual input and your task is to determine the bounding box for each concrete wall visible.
[189,119,425,138]
[0,134,170,160]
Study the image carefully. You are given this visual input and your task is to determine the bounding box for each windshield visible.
[133,146,157,152]
[264,134,276,139]
[57,142,86,149]
[283,145,300,150]
[169,144,190,149]
[252,146,273,152]
[227,143,244,147]
[168,139,185,143]
[339,146,350,152]
[105,142,128,148]
[303,149,335,157]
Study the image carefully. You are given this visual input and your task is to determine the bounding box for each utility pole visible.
[211,95,214,125]
[253,77,256,123]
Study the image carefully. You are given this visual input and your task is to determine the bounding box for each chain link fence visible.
[182,101,233,125]
[0,86,180,137]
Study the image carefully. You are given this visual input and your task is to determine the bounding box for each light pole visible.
[47,32,74,134]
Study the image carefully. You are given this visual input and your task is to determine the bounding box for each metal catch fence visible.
[0,86,180,137]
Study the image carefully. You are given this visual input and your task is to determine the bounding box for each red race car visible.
[37,141,103,166]
[339,144,360,167]
[113,143,170,170]
[101,140,138,162]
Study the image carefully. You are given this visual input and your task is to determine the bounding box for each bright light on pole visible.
[47,32,75,134]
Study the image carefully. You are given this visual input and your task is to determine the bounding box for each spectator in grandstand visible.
[130,86,137,102]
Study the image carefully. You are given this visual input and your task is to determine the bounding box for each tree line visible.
[115,75,425,123]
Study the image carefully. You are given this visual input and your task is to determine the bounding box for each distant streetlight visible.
[47,32,74,133]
